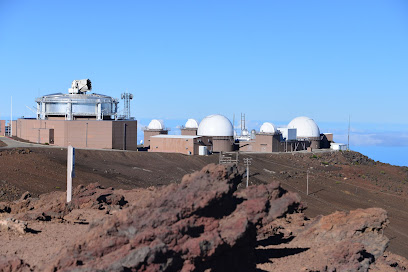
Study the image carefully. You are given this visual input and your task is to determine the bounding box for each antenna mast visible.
[241,113,245,135]
[347,115,350,151]
[121,92,133,120]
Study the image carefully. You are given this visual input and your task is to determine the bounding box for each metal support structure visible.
[219,151,239,164]
[121,92,133,120]
[241,113,245,134]
[67,145,75,203]
[97,103,102,120]
[66,102,72,121]
[243,158,252,188]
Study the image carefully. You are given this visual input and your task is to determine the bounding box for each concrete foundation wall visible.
[212,136,235,152]
[112,121,138,151]
[239,141,255,152]
[65,121,113,149]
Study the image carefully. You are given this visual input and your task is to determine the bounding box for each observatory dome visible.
[197,114,234,137]
[260,122,277,134]
[147,119,164,130]
[288,116,320,138]
[185,119,199,129]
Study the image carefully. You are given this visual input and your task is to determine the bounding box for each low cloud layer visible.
[334,131,408,147]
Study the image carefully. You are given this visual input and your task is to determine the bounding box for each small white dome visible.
[147,119,164,130]
[288,116,320,138]
[260,122,277,134]
[242,129,249,136]
[185,119,199,129]
[197,114,234,137]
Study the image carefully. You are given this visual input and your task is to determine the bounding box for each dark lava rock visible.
[47,164,301,272]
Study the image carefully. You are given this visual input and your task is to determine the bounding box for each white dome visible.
[185,118,199,129]
[288,116,320,138]
[147,119,164,130]
[197,114,234,137]
[260,122,277,134]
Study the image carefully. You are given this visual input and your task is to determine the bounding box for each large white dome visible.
[197,114,234,137]
[147,119,164,130]
[260,122,277,134]
[185,118,199,129]
[288,116,320,138]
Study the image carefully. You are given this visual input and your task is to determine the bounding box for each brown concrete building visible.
[143,129,168,148]
[0,120,5,136]
[10,79,138,150]
[14,118,137,150]
[149,135,206,155]
[212,136,235,152]
[180,128,198,136]
[238,132,324,153]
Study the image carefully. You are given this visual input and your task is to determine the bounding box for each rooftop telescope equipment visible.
[36,79,119,121]
[68,79,92,94]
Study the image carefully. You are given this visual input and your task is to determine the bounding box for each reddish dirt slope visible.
[0,164,407,271]
[0,147,407,259]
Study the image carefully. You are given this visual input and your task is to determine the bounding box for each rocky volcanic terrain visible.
[0,163,407,271]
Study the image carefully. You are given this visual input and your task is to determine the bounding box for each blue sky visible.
[0,1,407,164]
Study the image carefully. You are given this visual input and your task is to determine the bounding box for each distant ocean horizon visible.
[351,146,407,167]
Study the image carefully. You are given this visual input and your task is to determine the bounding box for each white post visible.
[67,145,75,203]
[243,158,252,188]
[246,164,249,188]
[306,170,309,195]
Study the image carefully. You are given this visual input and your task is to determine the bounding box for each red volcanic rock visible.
[0,257,31,272]
[47,164,301,271]
[1,163,407,271]
[258,208,392,272]
[0,183,127,221]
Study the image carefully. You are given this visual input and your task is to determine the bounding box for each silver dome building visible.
[36,79,119,120]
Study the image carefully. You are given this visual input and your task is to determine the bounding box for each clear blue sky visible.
[1,0,407,121]
[1,1,407,165]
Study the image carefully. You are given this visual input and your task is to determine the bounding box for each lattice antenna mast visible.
[241,113,245,134]
[121,92,134,119]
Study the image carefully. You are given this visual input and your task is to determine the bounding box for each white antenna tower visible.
[347,115,351,151]
[241,113,245,134]
[121,92,133,119]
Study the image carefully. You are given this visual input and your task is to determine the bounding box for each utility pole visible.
[244,158,252,188]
